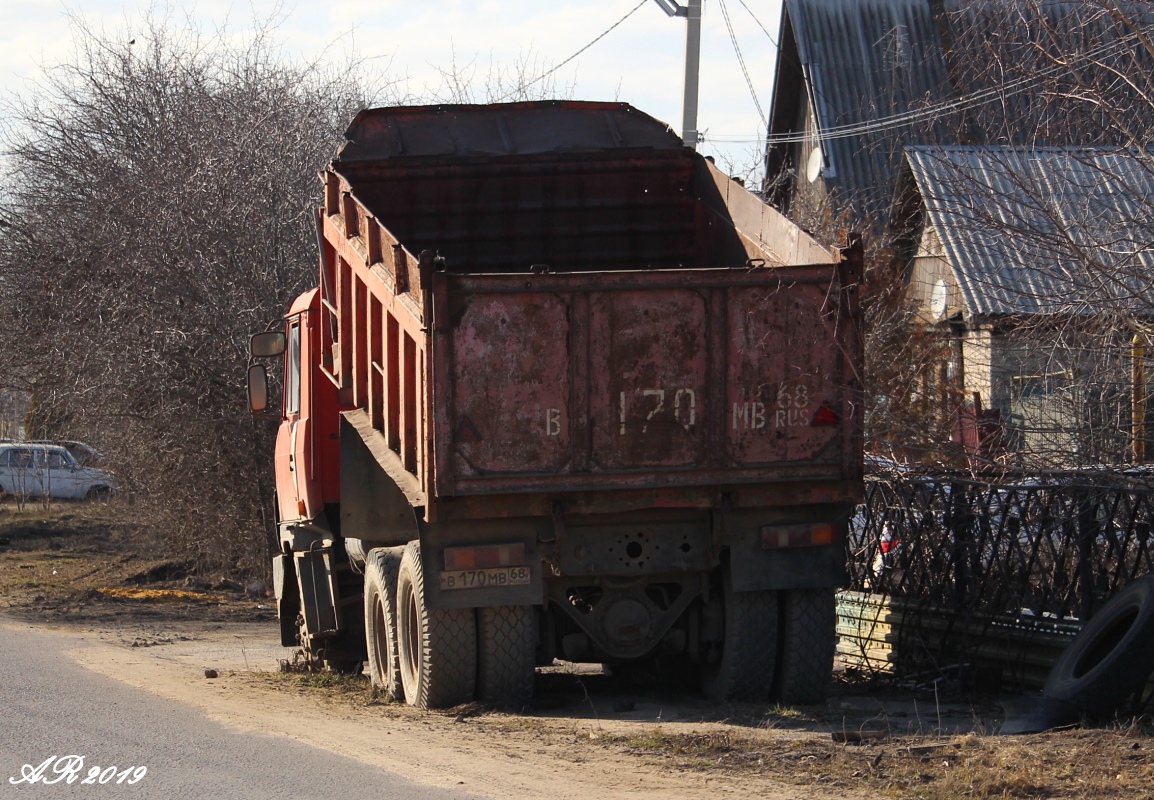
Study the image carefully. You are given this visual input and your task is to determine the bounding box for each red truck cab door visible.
[272,288,343,527]
[274,292,327,525]
[274,316,308,523]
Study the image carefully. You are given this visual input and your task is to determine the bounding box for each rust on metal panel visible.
[589,289,709,469]
[318,102,862,516]
[450,292,572,474]
[421,479,858,524]
[725,282,845,464]
[433,265,855,499]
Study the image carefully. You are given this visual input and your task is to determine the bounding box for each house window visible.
[1009,372,1075,462]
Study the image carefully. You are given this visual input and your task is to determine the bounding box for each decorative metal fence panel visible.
[842,470,1154,688]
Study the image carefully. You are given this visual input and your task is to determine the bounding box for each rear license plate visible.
[439,566,531,591]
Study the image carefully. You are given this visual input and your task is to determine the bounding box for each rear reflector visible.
[444,542,527,571]
[761,524,836,549]
[811,402,840,426]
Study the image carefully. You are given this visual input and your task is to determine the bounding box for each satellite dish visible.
[806,146,823,183]
[930,279,948,320]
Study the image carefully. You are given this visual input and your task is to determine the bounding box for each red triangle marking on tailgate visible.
[455,415,483,443]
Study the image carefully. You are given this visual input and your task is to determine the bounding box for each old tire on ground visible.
[773,587,836,705]
[1044,574,1154,715]
[700,568,778,702]
[396,541,477,708]
[364,546,406,701]
[477,605,537,709]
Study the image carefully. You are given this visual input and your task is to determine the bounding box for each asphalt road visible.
[0,624,482,800]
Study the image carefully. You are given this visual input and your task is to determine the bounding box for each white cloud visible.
[0,0,780,177]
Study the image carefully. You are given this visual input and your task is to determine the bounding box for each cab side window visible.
[286,322,302,416]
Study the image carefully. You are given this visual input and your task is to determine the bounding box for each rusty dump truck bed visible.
[317,101,861,519]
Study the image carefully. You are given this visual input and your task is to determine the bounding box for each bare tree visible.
[428,46,577,104]
[770,0,1154,470]
[0,13,400,574]
[897,0,1154,469]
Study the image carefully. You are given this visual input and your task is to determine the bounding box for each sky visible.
[0,0,782,181]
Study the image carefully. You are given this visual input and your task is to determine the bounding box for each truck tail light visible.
[811,402,840,426]
[443,542,527,570]
[761,524,836,549]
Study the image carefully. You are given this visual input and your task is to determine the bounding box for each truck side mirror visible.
[251,331,286,358]
[248,364,274,414]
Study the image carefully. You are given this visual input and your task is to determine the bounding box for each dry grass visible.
[0,501,267,623]
[94,587,227,603]
[250,668,1154,798]
[606,727,1154,798]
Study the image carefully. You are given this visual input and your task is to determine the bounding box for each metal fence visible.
[842,469,1154,688]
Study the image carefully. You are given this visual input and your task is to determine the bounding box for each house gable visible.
[765,0,952,223]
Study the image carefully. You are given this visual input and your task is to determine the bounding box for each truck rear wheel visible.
[396,542,477,709]
[773,587,836,705]
[364,547,406,701]
[477,606,537,709]
[700,569,778,702]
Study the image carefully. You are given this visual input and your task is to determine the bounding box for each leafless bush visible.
[0,14,401,576]
[428,45,576,104]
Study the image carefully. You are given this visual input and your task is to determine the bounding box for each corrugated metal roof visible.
[779,0,954,213]
[905,146,1154,317]
[773,0,1154,221]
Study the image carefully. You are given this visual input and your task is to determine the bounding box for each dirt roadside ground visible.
[4,504,1154,799]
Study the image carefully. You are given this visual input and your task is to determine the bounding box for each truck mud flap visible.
[294,548,341,636]
[273,553,301,647]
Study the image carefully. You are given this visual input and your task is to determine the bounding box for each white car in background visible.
[0,442,115,500]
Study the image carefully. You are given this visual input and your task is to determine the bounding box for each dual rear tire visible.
[774,587,837,705]
[365,542,536,710]
[366,544,834,708]
[364,547,406,701]
[700,573,835,705]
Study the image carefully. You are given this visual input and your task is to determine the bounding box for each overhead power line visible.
[507,0,648,100]
[718,0,766,124]
[736,0,778,47]
[765,34,1142,145]
[703,34,1142,145]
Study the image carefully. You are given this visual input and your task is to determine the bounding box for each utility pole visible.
[651,0,702,149]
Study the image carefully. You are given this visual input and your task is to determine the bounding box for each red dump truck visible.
[248,101,863,709]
